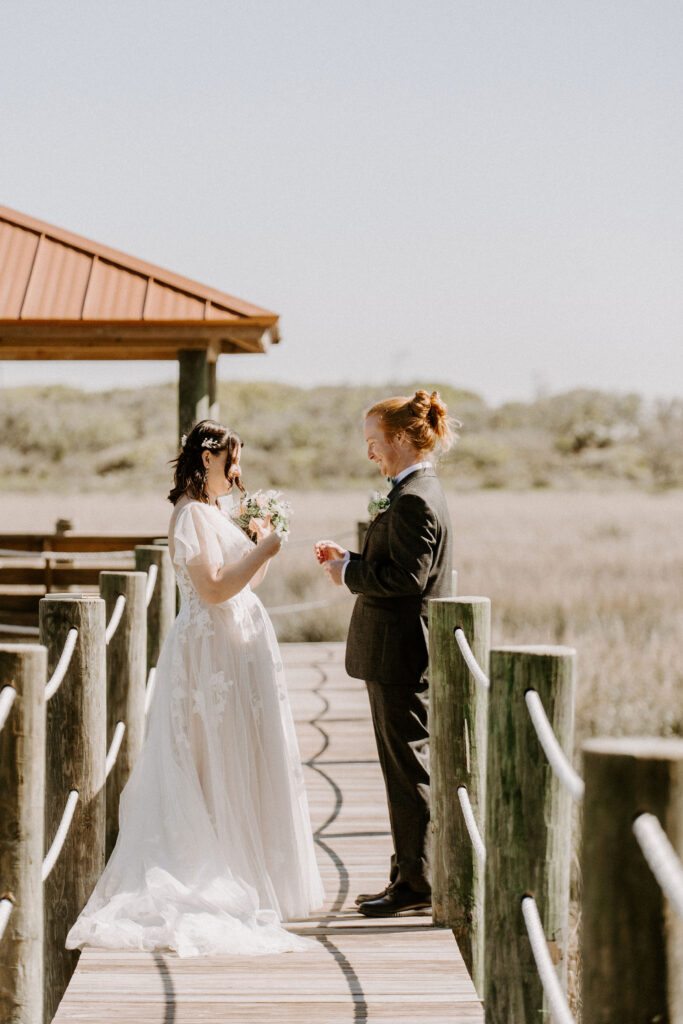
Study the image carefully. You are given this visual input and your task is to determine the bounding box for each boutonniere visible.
[367,492,391,520]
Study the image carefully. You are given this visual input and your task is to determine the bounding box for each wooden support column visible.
[484,645,576,1024]
[40,595,106,1024]
[99,572,147,858]
[208,358,219,421]
[207,338,220,422]
[581,737,683,1023]
[178,349,209,439]
[430,597,490,998]
[134,546,175,674]
[0,643,47,1024]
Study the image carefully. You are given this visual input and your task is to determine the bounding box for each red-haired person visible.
[316,390,456,916]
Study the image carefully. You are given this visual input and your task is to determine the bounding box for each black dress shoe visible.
[354,884,390,906]
[357,883,432,918]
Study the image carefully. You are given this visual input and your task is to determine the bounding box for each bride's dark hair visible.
[168,420,245,505]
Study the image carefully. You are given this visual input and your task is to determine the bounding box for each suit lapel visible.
[361,467,435,556]
[387,465,434,500]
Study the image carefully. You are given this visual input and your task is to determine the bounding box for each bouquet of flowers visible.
[231,489,292,541]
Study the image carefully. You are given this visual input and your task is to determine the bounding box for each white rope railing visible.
[105,594,126,645]
[521,896,576,1024]
[0,623,40,637]
[453,627,490,690]
[0,685,16,732]
[633,812,683,920]
[144,667,157,715]
[0,547,135,561]
[457,785,486,865]
[105,722,126,778]
[524,690,585,802]
[144,564,158,607]
[0,897,13,941]
[267,593,353,615]
[42,789,79,881]
[44,628,78,701]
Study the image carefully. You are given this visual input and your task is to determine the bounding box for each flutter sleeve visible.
[173,503,224,571]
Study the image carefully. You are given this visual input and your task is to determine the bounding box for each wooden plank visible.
[0,533,161,552]
[52,643,483,1024]
[295,720,380,763]
[0,567,127,586]
[0,593,40,613]
[289,687,372,724]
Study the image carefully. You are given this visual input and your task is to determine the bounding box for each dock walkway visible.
[53,642,483,1023]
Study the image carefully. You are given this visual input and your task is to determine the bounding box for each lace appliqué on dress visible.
[175,568,215,644]
[192,671,234,722]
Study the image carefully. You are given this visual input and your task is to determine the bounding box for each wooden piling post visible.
[178,349,210,439]
[484,645,576,1023]
[99,572,147,858]
[134,546,175,673]
[581,737,683,1024]
[0,644,47,1024]
[40,595,106,1024]
[429,597,490,998]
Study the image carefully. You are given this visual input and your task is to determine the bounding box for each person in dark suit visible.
[315,390,456,917]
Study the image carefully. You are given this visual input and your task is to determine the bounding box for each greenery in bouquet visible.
[231,489,292,541]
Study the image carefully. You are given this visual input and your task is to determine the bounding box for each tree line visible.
[1,381,680,491]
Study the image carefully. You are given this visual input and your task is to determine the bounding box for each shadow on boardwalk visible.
[54,643,483,1023]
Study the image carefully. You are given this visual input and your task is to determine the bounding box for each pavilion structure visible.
[0,206,280,436]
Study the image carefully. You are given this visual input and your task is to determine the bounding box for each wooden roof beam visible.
[0,318,276,358]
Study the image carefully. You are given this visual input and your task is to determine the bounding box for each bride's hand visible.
[257,530,282,558]
[249,514,273,542]
[314,540,346,564]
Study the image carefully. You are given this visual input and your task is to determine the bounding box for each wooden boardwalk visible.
[53,643,483,1023]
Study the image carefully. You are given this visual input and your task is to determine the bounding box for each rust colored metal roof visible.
[0,206,280,359]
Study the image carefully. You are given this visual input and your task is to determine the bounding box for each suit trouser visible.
[365,679,430,893]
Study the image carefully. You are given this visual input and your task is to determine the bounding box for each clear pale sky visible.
[2,1,682,404]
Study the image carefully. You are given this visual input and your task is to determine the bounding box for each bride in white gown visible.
[66,420,323,957]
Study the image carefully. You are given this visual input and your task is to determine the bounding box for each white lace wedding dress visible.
[66,499,323,957]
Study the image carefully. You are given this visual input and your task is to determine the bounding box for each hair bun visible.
[410,390,432,415]
[410,389,446,430]
[427,390,447,430]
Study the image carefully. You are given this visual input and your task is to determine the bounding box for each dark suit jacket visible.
[344,467,452,686]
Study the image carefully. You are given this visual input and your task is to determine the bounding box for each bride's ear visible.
[202,451,211,470]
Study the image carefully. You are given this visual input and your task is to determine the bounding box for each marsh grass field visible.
[2,486,680,749]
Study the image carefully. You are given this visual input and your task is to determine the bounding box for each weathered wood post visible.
[0,644,47,1024]
[484,645,576,1023]
[429,597,490,998]
[40,595,106,1024]
[178,349,212,438]
[99,571,147,858]
[134,545,175,673]
[207,352,219,421]
[581,737,683,1023]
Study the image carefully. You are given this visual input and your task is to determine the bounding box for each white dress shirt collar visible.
[392,461,433,486]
